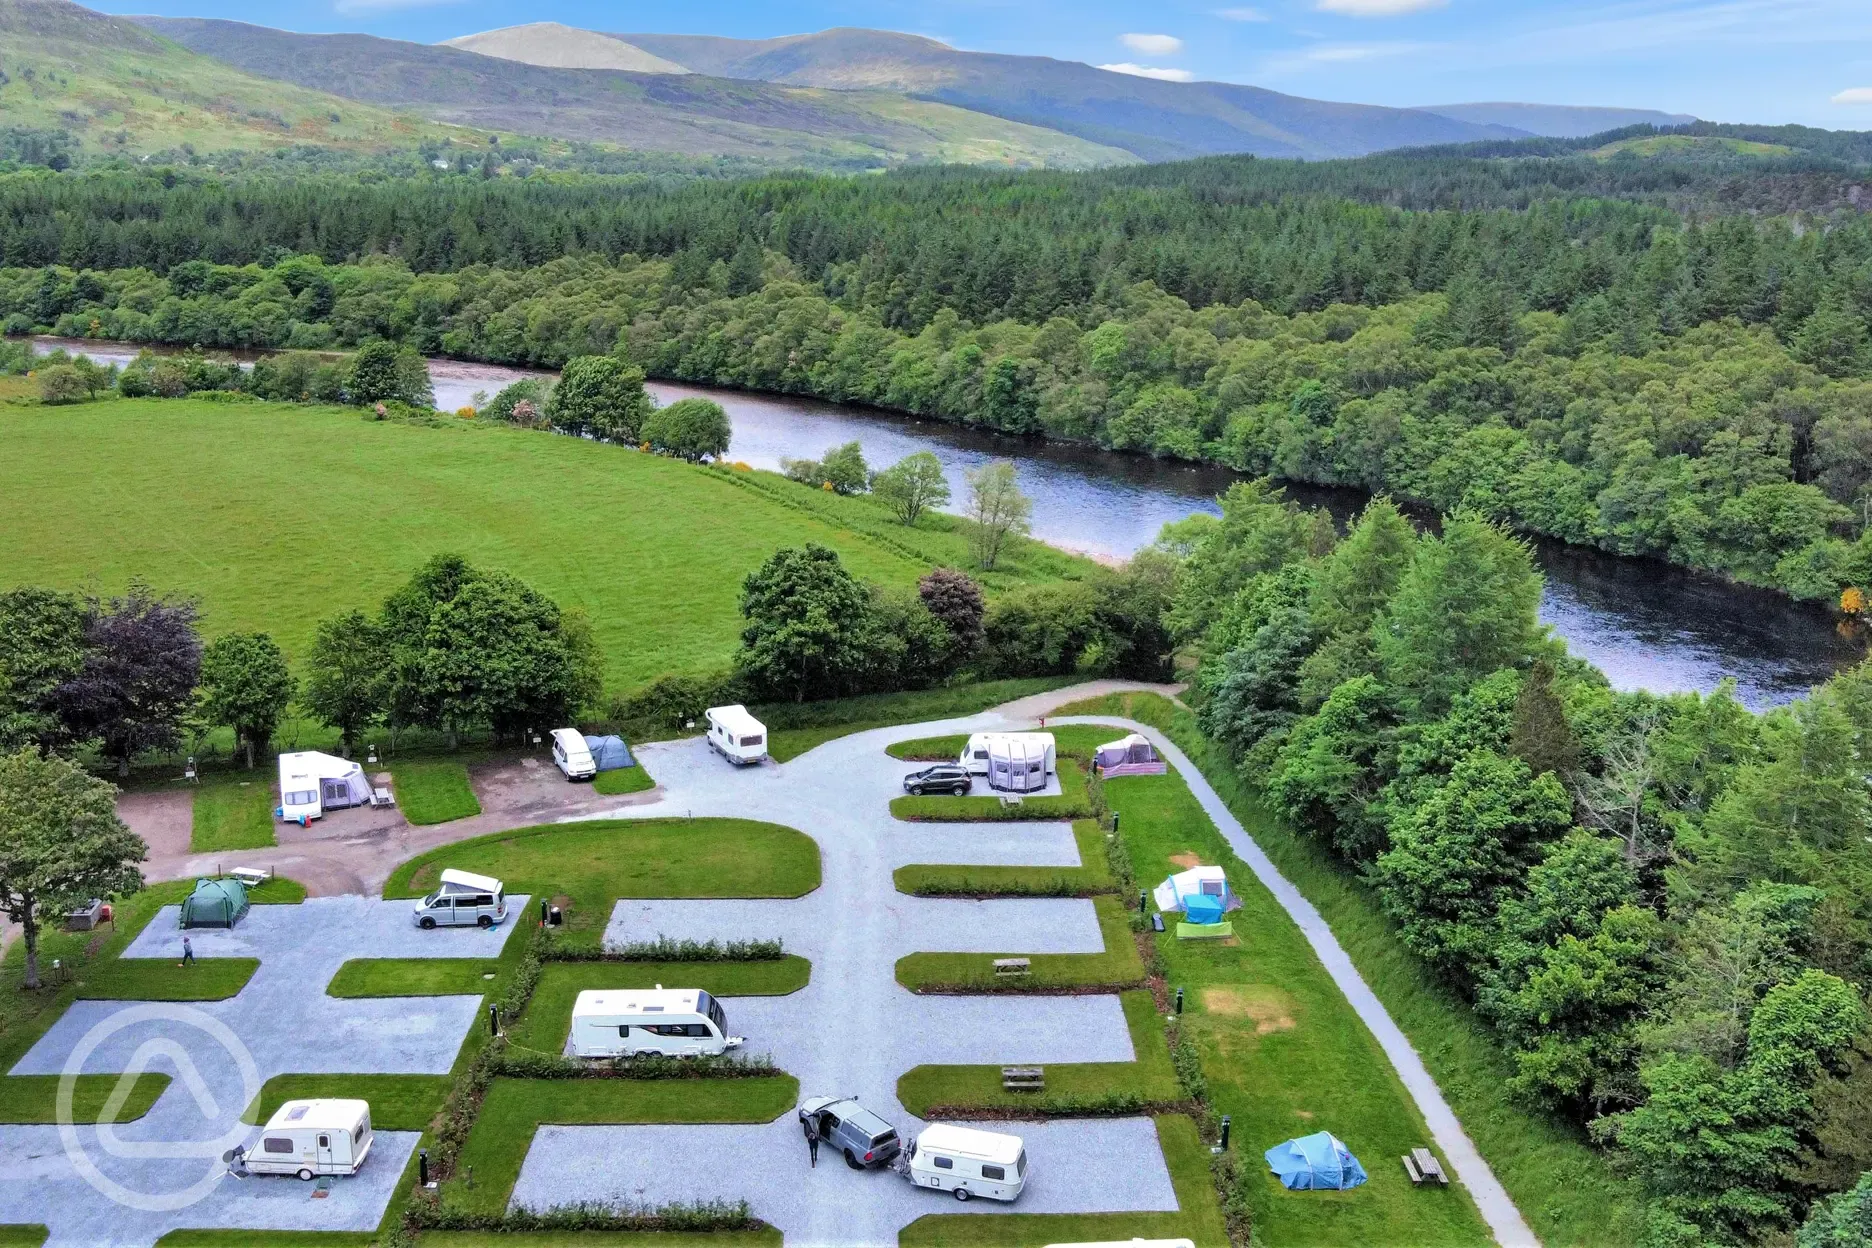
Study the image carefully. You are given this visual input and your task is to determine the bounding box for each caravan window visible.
[263,1138,294,1154]
[285,789,316,806]
[353,1123,365,1143]
[700,992,726,1032]
[318,1135,330,1149]
[933,1156,953,1170]
[982,1164,1006,1180]
[616,1025,631,1037]
[1016,1150,1028,1176]
[973,749,988,760]
[740,734,763,747]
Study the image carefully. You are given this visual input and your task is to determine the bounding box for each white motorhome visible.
[907,1124,1028,1202]
[957,732,1057,794]
[278,751,371,822]
[568,986,743,1058]
[413,868,507,929]
[241,1099,374,1180]
[705,704,768,765]
[550,728,597,780]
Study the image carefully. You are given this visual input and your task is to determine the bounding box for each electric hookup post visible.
[1175,987,1184,1015]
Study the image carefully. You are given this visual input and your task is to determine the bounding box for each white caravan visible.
[957,732,1057,794]
[550,728,597,780]
[907,1123,1028,1202]
[278,751,371,822]
[569,986,744,1058]
[413,868,507,929]
[241,1099,374,1180]
[705,704,768,765]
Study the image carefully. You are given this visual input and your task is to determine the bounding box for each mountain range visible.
[7,0,1707,170]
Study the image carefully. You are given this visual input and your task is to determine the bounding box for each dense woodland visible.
[1174,485,1872,1245]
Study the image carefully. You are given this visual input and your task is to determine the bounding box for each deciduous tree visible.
[198,632,295,768]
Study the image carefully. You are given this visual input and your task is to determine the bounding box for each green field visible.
[0,400,1090,694]
[190,774,276,851]
[392,760,483,825]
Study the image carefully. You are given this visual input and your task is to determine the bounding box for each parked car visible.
[903,764,972,797]
[799,1096,901,1169]
[412,869,506,929]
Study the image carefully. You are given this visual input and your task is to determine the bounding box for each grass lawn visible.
[897,990,1179,1116]
[0,1074,169,1124]
[393,760,482,825]
[761,678,1077,763]
[592,764,655,796]
[244,1074,453,1131]
[77,957,258,1001]
[0,1232,45,1248]
[894,820,1113,897]
[508,959,812,1055]
[891,757,1095,822]
[385,819,821,938]
[189,773,276,851]
[0,400,1091,690]
[419,1236,779,1248]
[900,1115,1226,1248]
[327,958,506,998]
[1077,722,1492,1246]
[156,1234,377,1246]
[1058,692,1647,1247]
[445,1076,798,1217]
[896,894,1141,991]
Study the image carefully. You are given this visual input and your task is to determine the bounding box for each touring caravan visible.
[568,986,744,1058]
[551,728,597,781]
[412,868,507,929]
[705,705,768,765]
[957,732,1057,794]
[239,1099,374,1181]
[907,1124,1028,1202]
[278,751,371,822]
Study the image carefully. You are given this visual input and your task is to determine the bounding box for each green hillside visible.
[130,16,1135,170]
[1590,133,1798,159]
[0,398,1090,689]
[0,0,478,158]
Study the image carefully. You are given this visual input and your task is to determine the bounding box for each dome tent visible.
[1264,1132,1367,1191]
[180,877,249,929]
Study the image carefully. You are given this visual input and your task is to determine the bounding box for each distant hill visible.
[441,22,689,75]
[0,0,475,158]
[1415,102,1697,138]
[614,27,1514,161]
[130,17,1135,170]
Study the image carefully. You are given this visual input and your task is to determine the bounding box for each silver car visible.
[799,1096,901,1169]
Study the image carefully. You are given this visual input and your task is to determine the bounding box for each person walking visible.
[181,936,194,968]
[803,1114,820,1168]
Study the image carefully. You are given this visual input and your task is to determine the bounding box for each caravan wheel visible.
[297,1167,315,1181]
[952,1186,971,1202]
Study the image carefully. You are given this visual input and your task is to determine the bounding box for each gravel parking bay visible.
[511,727,1179,1245]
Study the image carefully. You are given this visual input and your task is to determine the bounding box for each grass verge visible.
[899,1114,1226,1248]
[0,1074,169,1124]
[328,959,506,998]
[156,1234,377,1246]
[243,1074,453,1131]
[896,894,1141,991]
[898,990,1180,1116]
[189,774,276,851]
[761,678,1077,763]
[894,821,1113,897]
[394,760,483,825]
[385,819,821,938]
[77,956,258,1001]
[593,764,655,796]
[445,1076,798,1217]
[0,1232,45,1248]
[417,1235,779,1248]
[508,959,812,1056]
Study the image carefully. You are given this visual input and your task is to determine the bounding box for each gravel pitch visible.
[1,894,526,1247]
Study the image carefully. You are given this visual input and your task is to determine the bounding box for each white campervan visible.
[413,868,507,929]
[551,728,597,781]
[278,751,371,822]
[705,705,768,766]
[241,1099,374,1181]
[908,1124,1028,1202]
[568,986,744,1058]
[957,732,1057,793]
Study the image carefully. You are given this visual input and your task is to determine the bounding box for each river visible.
[27,337,1867,709]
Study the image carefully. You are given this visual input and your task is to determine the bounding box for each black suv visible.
[903,764,972,796]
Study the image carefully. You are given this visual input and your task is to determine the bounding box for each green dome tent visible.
[180,877,250,929]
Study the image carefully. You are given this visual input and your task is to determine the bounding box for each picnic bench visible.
[993,957,1031,978]
[228,867,271,888]
[1002,1066,1045,1091]
[371,786,396,808]
[1403,1147,1448,1185]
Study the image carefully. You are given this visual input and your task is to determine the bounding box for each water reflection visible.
[26,338,1864,707]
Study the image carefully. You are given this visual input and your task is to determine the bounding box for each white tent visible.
[278,751,371,822]
[1152,866,1237,917]
[1094,733,1166,777]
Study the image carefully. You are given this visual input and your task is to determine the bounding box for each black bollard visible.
[1112,811,1121,835]
[1219,1115,1232,1151]
[1175,987,1184,1015]
[539,897,548,926]
[1138,889,1147,915]
[418,1148,430,1188]
[488,1003,499,1036]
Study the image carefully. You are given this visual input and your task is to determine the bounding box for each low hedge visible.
[488,1049,779,1080]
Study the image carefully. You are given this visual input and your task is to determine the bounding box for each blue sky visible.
[102,0,1872,128]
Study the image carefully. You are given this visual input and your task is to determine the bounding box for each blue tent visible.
[1184,894,1225,925]
[583,734,635,772]
[1264,1132,1368,1191]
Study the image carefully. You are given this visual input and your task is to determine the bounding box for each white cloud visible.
[333,0,459,11]
[1120,32,1185,55]
[1316,0,1447,14]
[1214,7,1271,20]
[1255,38,1435,75]
[1097,62,1197,81]
[1833,87,1872,104]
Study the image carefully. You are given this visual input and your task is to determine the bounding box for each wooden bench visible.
[1002,1066,1045,1091]
[1402,1154,1423,1184]
[993,957,1031,978]
[1411,1148,1448,1185]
